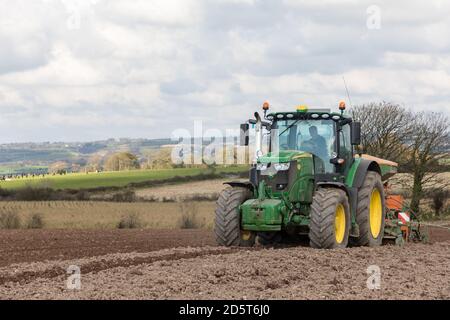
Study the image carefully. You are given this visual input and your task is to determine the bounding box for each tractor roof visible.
[267,109,351,122]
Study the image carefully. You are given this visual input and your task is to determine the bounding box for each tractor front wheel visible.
[356,171,386,247]
[309,188,351,249]
[215,187,255,247]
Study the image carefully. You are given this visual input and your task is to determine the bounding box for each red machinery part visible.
[398,211,411,225]
[386,194,404,211]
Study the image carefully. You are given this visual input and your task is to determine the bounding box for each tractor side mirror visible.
[351,122,361,145]
[240,123,250,146]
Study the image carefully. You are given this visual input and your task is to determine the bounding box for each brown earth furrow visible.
[1,242,449,300]
[0,247,250,286]
[0,229,216,267]
[0,226,447,267]
[0,227,449,300]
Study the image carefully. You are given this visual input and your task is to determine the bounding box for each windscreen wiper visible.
[279,119,300,137]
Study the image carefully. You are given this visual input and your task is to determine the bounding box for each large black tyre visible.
[215,187,255,247]
[309,188,351,249]
[356,171,386,247]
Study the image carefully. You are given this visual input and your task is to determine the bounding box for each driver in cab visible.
[305,126,328,161]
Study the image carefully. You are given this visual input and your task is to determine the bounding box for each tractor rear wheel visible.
[356,171,386,247]
[215,187,255,247]
[309,188,350,249]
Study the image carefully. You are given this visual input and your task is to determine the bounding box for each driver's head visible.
[309,126,318,138]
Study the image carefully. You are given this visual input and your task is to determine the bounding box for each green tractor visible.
[215,102,398,249]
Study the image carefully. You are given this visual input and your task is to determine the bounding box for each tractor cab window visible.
[339,124,353,173]
[272,119,336,173]
[339,124,352,169]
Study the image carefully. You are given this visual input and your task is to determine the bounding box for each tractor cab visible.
[241,103,361,185]
[268,107,359,175]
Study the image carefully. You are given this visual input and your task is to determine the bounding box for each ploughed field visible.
[0,228,449,300]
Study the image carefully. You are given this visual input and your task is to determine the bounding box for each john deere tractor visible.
[215,102,399,249]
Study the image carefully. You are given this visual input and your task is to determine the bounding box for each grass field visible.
[0,201,215,229]
[0,165,48,175]
[0,166,247,190]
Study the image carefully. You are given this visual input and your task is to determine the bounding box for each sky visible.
[0,0,450,143]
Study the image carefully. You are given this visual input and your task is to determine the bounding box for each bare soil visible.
[135,179,230,201]
[0,227,448,300]
[0,229,215,267]
[426,225,450,243]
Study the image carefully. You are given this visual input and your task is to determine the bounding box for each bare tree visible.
[403,112,450,213]
[49,161,70,174]
[104,152,140,171]
[86,154,104,172]
[352,103,450,215]
[351,102,414,162]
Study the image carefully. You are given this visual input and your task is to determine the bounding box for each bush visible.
[440,206,450,218]
[15,187,54,201]
[111,190,136,202]
[117,213,142,229]
[0,187,13,198]
[161,196,176,203]
[430,189,449,217]
[75,190,90,201]
[26,213,45,229]
[0,211,21,229]
[178,203,201,229]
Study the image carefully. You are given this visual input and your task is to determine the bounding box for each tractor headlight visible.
[256,163,268,171]
[273,163,291,171]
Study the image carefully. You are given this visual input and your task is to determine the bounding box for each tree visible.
[104,152,139,171]
[49,161,70,174]
[352,103,449,215]
[145,147,179,169]
[402,112,449,213]
[85,154,104,172]
[429,189,449,217]
[351,102,413,162]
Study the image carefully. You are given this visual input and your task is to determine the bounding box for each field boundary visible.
[0,170,247,202]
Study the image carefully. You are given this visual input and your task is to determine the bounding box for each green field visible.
[0,166,247,190]
[0,165,48,175]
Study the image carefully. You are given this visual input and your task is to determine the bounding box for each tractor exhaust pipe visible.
[254,112,262,164]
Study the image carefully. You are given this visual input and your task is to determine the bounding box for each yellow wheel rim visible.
[241,230,252,241]
[370,189,383,238]
[335,204,346,244]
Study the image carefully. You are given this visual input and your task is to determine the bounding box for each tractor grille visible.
[258,161,297,192]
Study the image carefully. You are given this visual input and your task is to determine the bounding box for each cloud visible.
[160,78,206,96]
[0,0,449,143]
[101,0,202,27]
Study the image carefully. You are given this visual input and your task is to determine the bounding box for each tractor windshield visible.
[271,119,336,173]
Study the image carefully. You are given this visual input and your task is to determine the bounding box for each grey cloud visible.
[160,78,206,96]
[0,34,50,75]
[0,0,449,143]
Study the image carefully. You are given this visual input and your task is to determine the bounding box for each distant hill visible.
[0,138,173,175]
[0,136,243,175]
